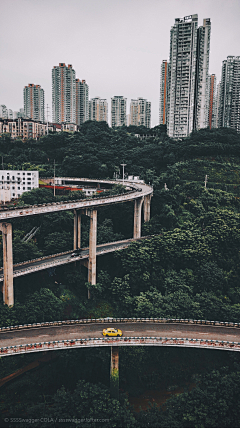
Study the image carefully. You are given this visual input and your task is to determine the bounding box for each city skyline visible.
[1,0,240,126]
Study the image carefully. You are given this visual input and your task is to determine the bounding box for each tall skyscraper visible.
[208,74,217,129]
[167,14,211,138]
[159,60,168,125]
[194,18,211,130]
[89,97,108,122]
[52,63,76,124]
[129,98,151,128]
[23,84,45,122]
[111,96,127,127]
[0,105,8,119]
[218,56,240,132]
[76,79,89,126]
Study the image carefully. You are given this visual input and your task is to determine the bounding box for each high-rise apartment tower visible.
[218,56,240,132]
[52,63,76,124]
[76,79,89,126]
[159,60,168,125]
[24,84,45,122]
[130,98,151,128]
[208,74,217,129]
[194,18,211,130]
[89,97,108,122]
[111,96,127,127]
[167,14,211,138]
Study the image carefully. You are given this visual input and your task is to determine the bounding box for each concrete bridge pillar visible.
[0,223,13,306]
[88,210,97,291]
[133,198,144,239]
[110,346,119,400]
[144,194,152,223]
[73,209,81,250]
[78,209,98,299]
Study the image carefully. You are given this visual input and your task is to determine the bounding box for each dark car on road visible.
[71,248,82,257]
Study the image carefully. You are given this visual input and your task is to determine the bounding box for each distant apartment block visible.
[76,79,89,126]
[24,84,45,122]
[218,56,240,132]
[129,98,151,128]
[208,74,217,129]
[0,170,39,201]
[0,106,26,120]
[89,97,108,122]
[52,63,76,124]
[0,118,47,140]
[159,60,168,125]
[0,105,8,119]
[111,96,127,127]
[194,18,211,130]
[167,14,211,138]
[61,123,78,132]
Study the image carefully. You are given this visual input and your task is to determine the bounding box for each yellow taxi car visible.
[102,327,123,337]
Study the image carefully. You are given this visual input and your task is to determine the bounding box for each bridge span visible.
[2,318,239,399]
[0,237,146,282]
[1,318,240,356]
[0,179,153,306]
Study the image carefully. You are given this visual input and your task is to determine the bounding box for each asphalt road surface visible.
[1,322,240,348]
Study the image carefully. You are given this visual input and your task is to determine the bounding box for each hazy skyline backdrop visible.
[1,0,240,126]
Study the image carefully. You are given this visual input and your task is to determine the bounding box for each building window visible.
[23,187,25,190]
[27,187,31,190]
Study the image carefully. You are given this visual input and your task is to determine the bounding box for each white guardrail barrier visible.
[1,317,240,332]
[1,318,240,356]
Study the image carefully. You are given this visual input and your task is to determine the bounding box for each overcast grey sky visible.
[1,0,240,126]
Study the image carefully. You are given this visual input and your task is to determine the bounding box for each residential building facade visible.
[52,63,76,124]
[167,14,211,138]
[111,96,127,127]
[159,60,168,125]
[208,74,217,129]
[0,105,8,119]
[24,84,45,122]
[0,118,47,140]
[89,97,108,122]
[0,170,39,201]
[76,79,89,126]
[129,98,151,128]
[218,56,240,132]
[194,18,211,130]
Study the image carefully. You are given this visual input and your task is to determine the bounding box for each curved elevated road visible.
[0,237,146,282]
[0,180,152,220]
[1,320,240,356]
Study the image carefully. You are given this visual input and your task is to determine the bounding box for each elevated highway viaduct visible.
[0,237,147,281]
[1,318,240,399]
[0,179,153,306]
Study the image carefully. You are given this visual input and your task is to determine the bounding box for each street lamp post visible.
[120,163,126,185]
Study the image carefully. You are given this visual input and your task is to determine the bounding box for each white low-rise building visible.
[0,170,39,201]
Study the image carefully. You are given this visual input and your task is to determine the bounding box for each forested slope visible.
[1,124,240,427]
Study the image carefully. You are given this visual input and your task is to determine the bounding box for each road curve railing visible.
[0,236,149,282]
[1,318,240,356]
[0,180,153,220]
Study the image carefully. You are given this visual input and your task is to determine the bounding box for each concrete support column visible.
[73,210,81,250]
[0,223,14,306]
[88,209,97,297]
[110,346,119,400]
[133,198,143,239]
[144,194,152,223]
